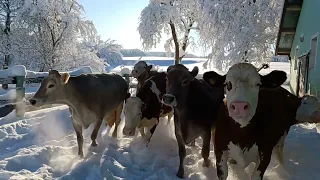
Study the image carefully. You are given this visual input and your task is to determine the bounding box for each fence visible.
[0,65,135,118]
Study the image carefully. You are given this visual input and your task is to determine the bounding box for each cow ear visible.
[49,70,60,76]
[189,66,199,79]
[167,65,174,72]
[146,65,152,71]
[203,71,226,87]
[60,73,70,85]
[260,70,287,88]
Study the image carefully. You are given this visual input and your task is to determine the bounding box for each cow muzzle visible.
[228,101,250,118]
[29,98,43,107]
[162,94,177,107]
[131,70,139,78]
[122,127,135,136]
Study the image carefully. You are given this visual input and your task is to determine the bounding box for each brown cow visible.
[162,64,225,178]
[29,70,130,158]
[204,63,320,179]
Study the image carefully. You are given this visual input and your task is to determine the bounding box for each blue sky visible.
[79,0,204,56]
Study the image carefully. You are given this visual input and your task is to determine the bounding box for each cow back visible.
[66,73,129,119]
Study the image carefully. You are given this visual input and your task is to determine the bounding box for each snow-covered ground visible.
[2,60,319,180]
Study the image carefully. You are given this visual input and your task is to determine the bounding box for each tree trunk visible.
[4,55,10,68]
[179,20,194,62]
[169,21,180,65]
[4,0,11,68]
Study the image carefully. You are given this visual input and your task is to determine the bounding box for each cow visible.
[123,72,173,142]
[162,64,225,178]
[131,61,158,93]
[104,102,124,138]
[203,63,320,179]
[29,70,130,158]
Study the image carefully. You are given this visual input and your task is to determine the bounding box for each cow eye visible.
[48,84,55,88]
[182,79,189,85]
[226,81,232,91]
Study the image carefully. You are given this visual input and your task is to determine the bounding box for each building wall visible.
[289,0,320,96]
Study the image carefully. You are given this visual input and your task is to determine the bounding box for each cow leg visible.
[201,131,212,167]
[146,124,158,145]
[112,103,123,138]
[72,121,84,158]
[175,128,186,178]
[274,144,284,165]
[216,150,228,180]
[252,151,272,180]
[167,112,173,125]
[91,119,103,147]
[139,127,146,136]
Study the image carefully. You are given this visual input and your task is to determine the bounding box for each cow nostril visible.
[29,99,36,105]
[231,104,235,110]
[244,104,249,110]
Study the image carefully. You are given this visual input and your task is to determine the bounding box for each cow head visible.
[123,96,144,136]
[224,63,286,127]
[296,95,320,123]
[131,61,153,78]
[162,64,198,107]
[29,70,70,107]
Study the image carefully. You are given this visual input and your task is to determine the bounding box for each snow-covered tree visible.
[0,0,24,68]
[138,0,201,64]
[14,0,104,72]
[81,36,124,68]
[198,0,283,70]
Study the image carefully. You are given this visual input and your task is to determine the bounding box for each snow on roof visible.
[0,65,27,78]
[26,66,93,78]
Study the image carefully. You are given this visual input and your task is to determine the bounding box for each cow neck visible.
[57,79,82,112]
[137,71,151,82]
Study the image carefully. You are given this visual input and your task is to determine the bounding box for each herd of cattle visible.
[29,61,320,180]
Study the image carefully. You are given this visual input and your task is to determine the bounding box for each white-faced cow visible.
[162,64,225,178]
[131,61,158,93]
[123,72,173,142]
[29,70,130,158]
[203,63,320,179]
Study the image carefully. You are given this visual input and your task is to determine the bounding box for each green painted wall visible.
[289,0,320,96]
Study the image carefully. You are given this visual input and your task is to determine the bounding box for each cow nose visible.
[162,94,177,106]
[229,101,250,117]
[29,99,36,106]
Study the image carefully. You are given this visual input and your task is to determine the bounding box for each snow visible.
[0,90,16,101]
[26,66,93,78]
[0,65,27,78]
[120,68,131,75]
[1,61,309,179]
[1,103,320,179]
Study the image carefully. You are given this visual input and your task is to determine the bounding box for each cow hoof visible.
[202,159,212,167]
[176,170,184,179]
[91,141,98,147]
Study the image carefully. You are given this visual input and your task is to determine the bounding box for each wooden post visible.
[15,76,25,117]
[2,65,8,90]
[123,74,130,87]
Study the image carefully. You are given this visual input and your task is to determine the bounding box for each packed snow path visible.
[1,106,320,180]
